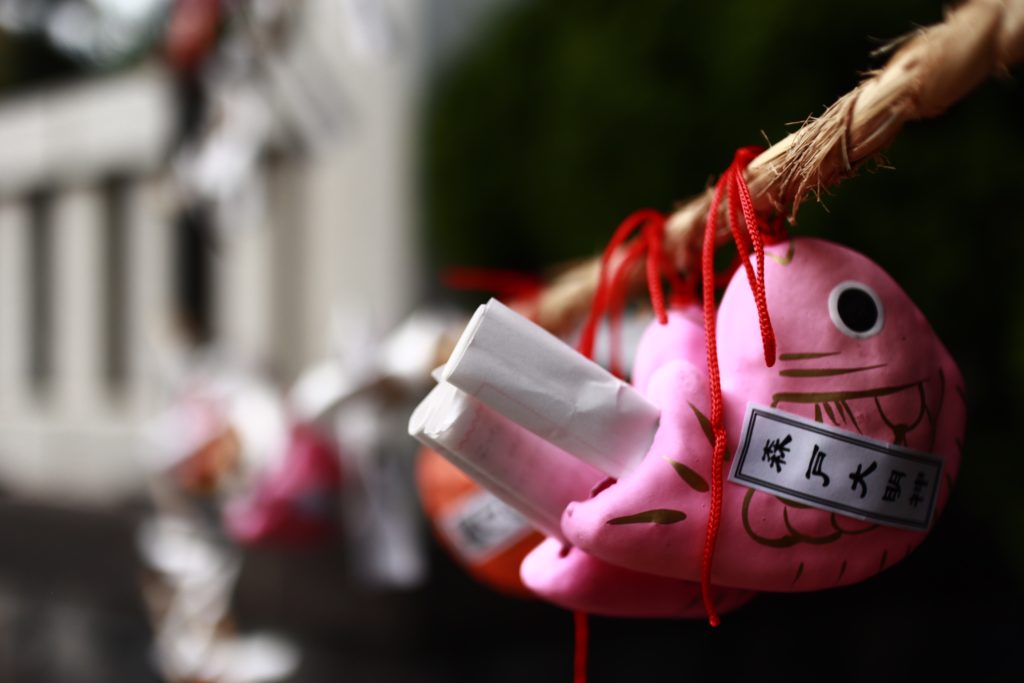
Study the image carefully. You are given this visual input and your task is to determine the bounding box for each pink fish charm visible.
[530,237,965,599]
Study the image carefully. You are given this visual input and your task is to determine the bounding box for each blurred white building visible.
[0,0,517,504]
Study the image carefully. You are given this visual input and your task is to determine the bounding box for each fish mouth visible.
[769,370,946,448]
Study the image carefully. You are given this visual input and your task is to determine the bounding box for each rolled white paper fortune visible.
[441,298,660,478]
[409,381,604,541]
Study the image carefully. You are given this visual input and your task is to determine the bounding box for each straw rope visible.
[532,0,1024,335]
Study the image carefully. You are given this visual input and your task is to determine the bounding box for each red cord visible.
[441,266,546,321]
[699,147,778,627]
[575,159,778,635]
[570,209,687,681]
[578,210,658,358]
[606,237,652,377]
[729,148,776,365]
[441,267,544,301]
[645,220,670,323]
[700,170,729,628]
[573,611,589,683]
[576,209,685,376]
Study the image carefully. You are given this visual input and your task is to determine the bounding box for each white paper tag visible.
[439,490,534,562]
[728,404,943,531]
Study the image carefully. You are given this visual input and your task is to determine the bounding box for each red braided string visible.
[571,208,683,681]
[699,146,778,627]
[576,209,675,375]
[645,221,669,325]
[700,170,730,628]
[573,611,589,683]
[578,210,664,355]
[659,247,693,308]
[606,237,652,377]
[441,267,545,320]
[730,149,776,365]
[441,267,544,299]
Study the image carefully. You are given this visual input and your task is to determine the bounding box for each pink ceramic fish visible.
[631,305,707,395]
[549,237,965,594]
[520,307,755,616]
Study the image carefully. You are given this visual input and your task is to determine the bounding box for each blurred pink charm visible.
[225,423,344,547]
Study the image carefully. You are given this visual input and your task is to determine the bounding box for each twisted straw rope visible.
[532,0,1024,335]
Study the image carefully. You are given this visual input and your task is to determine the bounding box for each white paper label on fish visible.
[728,403,943,531]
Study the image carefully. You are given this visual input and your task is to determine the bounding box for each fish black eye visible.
[828,281,884,339]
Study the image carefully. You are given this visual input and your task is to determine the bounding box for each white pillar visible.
[52,186,106,417]
[125,175,176,415]
[213,189,276,372]
[0,200,30,416]
[267,159,310,381]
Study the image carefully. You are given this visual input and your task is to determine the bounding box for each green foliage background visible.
[422,1,1024,669]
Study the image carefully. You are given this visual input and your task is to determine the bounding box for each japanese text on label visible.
[728,404,943,531]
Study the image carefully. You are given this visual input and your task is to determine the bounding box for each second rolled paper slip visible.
[409,381,604,541]
[441,299,660,479]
